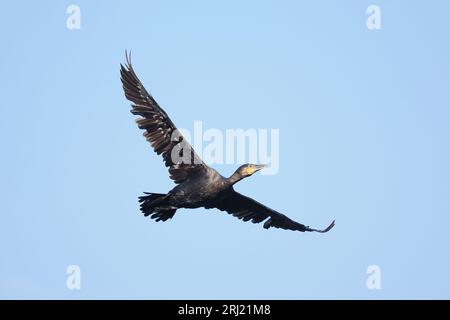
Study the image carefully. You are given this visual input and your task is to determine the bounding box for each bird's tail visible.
[138,192,176,222]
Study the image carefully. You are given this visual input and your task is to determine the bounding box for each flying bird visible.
[120,52,335,234]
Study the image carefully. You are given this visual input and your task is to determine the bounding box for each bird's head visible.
[236,164,267,178]
[227,164,267,185]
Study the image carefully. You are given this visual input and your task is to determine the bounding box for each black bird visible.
[120,52,335,234]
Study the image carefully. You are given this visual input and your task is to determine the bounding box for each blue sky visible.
[1,1,449,299]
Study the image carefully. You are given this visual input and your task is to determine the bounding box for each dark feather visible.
[120,50,206,184]
[212,190,335,233]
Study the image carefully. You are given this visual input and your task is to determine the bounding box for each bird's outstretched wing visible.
[120,51,207,184]
[210,190,335,233]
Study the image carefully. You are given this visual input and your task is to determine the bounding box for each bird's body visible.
[169,167,228,208]
[120,52,335,234]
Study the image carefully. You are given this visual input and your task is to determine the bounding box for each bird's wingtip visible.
[125,49,132,66]
[309,219,335,233]
[322,219,336,233]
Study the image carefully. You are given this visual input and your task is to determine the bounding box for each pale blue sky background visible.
[1,1,449,299]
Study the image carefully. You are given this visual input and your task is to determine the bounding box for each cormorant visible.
[120,52,335,234]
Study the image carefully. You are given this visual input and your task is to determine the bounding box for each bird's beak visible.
[254,164,267,172]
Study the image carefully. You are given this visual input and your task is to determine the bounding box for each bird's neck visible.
[226,171,244,186]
